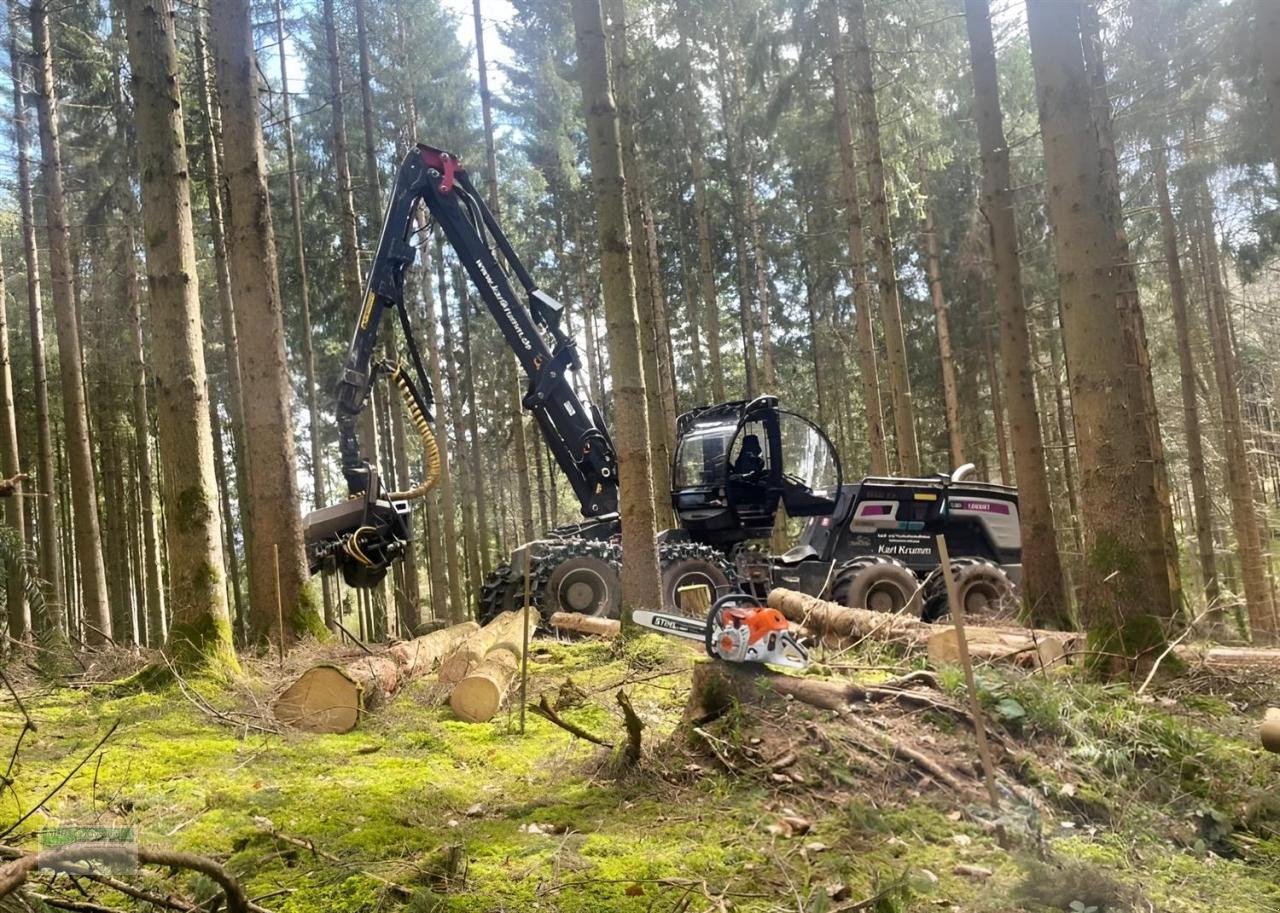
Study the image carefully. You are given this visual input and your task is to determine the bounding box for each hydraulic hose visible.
[387,362,441,500]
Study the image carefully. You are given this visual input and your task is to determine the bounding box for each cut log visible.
[767,587,929,646]
[927,627,1078,670]
[438,610,533,685]
[449,648,520,723]
[769,587,1079,669]
[274,621,478,733]
[1261,708,1280,754]
[684,660,857,723]
[549,611,620,638]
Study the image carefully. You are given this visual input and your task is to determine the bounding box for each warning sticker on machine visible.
[876,533,937,560]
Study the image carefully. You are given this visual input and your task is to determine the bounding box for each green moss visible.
[290,579,329,640]
[173,487,214,534]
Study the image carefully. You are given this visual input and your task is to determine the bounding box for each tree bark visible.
[0,244,28,640]
[823,1,887,475]
[421,238,466,623]
[674,0,724,403]
[470,0,535,545]
[963,0,1068,627]
[209,0,321,644]
[440,266,483,605]
[1025,0,1173,661]
[605,0,673,527]
[208,393,245,639]
[571,0,662,625]
[192,14,251,625]
[29,0,112,643]
[1152,139,1218,607]
[456,269,492,576]
[274,0,333,628]
[848,0,919,476]
[124,0,237,668]
[1196,183,1277,642]
[7,0,62,627]
[920,184,964,468]
[1079,1,1182,620]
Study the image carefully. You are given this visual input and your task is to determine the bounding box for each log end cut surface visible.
[274,665,361,734]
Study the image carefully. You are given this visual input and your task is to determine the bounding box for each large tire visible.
[543,554,622,618]
[830,556,923,617]
[660,543,734,615]
[478,564,519,624]
[922,558,1019,623]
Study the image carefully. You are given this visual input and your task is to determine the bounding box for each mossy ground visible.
[3,636,1277,912]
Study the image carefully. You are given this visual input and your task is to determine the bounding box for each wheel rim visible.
[867,582,904,613]
[557,568,609,613]
[670,570,719,614]
[963,582,1000,615]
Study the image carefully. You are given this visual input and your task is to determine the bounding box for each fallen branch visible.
[0,844,251,913]
[530,695,613,747]
[252,816,412,900]
[0,719,120,839]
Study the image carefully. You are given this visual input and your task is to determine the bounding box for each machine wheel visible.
[660,543,734,616]
[478,563,519,624]
[922,558,1019,623]
[830,556,923,617]
[543,554,622,618]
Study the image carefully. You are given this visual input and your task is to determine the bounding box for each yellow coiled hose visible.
[386,362,441,500]
[342,363,441,569]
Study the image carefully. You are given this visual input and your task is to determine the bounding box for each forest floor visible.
[3,632,1279,913]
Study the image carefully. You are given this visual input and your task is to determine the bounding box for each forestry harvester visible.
[302,144,1023,624]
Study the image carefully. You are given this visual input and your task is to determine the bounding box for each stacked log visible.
[446,610,537,723]
[274,621,478,733]
[438,611,532,684]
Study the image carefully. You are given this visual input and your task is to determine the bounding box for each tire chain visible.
[479,539,737,623]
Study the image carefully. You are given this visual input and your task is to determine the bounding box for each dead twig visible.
[1,719,120,839]
[616,690,644,767]
[251,816,412,900]
[531,695,613,747]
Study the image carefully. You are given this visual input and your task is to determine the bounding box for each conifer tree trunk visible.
[674,0,724,403]
[29,0,112,643]
[571,0,662,624]
[983,332,1012,484]
[124,0,237,667]
[112,18,166,647]
[920,187,963,468]
[471,0,535,545]
[1259,0,1280,170]
[208,394,245,638]
[1025,0,1173,659]
[1196,183,1277,642]
[7,2,62,627]
[823,1,887,475]
[1079,1,1182,619]
[456,269,492,575]
[1152,139,1218,606]
[0,245,28,639]
[964,0,1068,626]
[274,0,332,626]
[605,0,673,527]
[848,0,919,475]
[192,17,251,605]
[674,209,706,404]
[209,0,321,645]
[440,266,483,603]
[421,237,466,622]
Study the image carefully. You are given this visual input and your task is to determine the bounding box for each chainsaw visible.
[634,593,810,669]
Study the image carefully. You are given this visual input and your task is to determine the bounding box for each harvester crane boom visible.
[306,144,618,587]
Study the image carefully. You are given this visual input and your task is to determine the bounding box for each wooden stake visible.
[519,546,532,734]
[936,535,1001,813]
[274,543,285,665]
